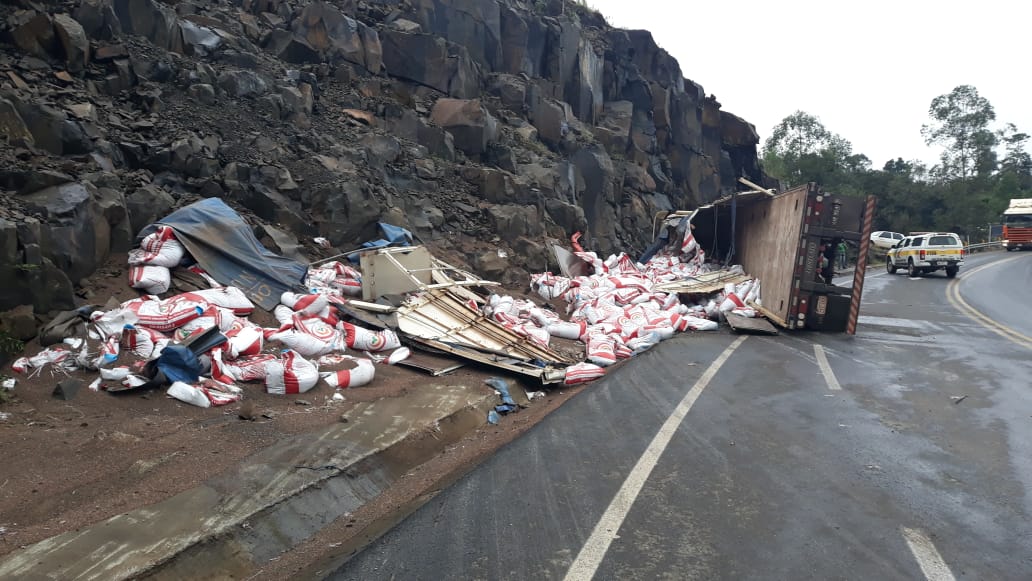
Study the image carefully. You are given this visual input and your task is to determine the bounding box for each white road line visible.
[563,336,748,581]
[813,344,842,391]
[902,527,957,581]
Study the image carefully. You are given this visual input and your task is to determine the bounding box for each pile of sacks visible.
[490,234,762,385]
[12,259,411,409]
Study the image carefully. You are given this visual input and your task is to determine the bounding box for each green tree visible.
[920,85,998,181]
[762,111,856,187]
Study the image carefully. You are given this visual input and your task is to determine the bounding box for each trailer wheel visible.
[946,266,958,278]
[908,260,920,278]
[886,258,897,274]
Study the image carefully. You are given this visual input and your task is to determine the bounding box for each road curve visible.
[952,251,1032,342]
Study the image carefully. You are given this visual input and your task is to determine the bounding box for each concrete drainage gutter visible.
[0,383,495,580]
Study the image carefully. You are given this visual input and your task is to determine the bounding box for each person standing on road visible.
[837,241,848,270]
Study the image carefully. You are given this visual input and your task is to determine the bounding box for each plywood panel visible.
[734,184,808,325]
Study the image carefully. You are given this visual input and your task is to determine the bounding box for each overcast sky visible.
[587,0,1031,169]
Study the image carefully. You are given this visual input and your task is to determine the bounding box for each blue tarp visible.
[154,198,309,310]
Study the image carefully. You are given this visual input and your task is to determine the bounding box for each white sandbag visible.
[129,265,171,294]
[212,351,278,384]
[547,320,586,340]
[564,362,606,385]
[121,296,206,332]
[273,304,295,326]
[121,324,170,359]
[90,308,139,339]
[184,287,255,315]
[386,347,411,365]
[167,381,211,408]
[719,292,745,312]
[340,322,400,352]
[626,331,661,354]
[586,334,617,367]
[266,350,320,395]
[226,326,264,358]
[130,226,185,267]
[280,291,329,316]
[267,329,337,357]
[320,358,376,388]
[100,366,131,381]
[682,315,719,331]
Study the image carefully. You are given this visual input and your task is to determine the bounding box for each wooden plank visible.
[726,313,779,335]
[654,271,751,294]
[748,301,788,328]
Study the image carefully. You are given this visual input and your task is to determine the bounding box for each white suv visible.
[886,233,965,278]
[870,231,904,250]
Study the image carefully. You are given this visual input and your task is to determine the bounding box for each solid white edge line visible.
[563,336,748,581]
[902,527,957,581]
[813,344,842,391]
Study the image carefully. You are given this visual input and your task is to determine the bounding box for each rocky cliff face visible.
[0,0,767,321]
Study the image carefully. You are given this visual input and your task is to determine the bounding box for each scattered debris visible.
[951,395,968,405]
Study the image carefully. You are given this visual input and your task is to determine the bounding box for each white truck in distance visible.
[1002,198,1032,251]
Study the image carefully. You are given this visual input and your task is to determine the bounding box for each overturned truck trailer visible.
[691,183,876,333]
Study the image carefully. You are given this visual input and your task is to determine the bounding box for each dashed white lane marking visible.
[902,527,957,581]
[813,344,842,391]
[563,336,748,581]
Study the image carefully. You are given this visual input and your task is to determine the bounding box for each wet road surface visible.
[327,251,1032,580]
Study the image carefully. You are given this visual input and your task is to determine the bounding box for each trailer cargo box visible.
[690,183,876,333]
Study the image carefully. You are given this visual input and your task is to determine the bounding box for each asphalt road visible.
[327,251,1032,580]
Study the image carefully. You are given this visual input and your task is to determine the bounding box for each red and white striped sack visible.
[320,358,376,389]
[129,226,185,268]
[564,362,605,385]
[128,265,171,294]
[266,350,320,395]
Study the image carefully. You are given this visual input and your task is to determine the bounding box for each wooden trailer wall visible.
[733,185,809,327]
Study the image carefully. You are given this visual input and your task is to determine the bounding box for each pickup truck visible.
[886,232,964,278]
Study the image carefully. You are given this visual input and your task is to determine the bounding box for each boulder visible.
[179,20,222,56]
[360,135,401,170]
[112,0,181,55]
[544,198,587,233]
[52,14,90,72]
[189,83,216,105]
[125,184,175,237]
[429,98,498,157]
[595,100,633,153]
[487,204,540,241]
[304,181,381,246]
[10,12,58,59]
[270,1,382,72]
[720,111,760,148]
[278,86,312,116]
[529,94,572,148]
[8,98,91,156]
[416,119,455,161]
[74,0,122,40]
[0,305,37,342]
[0,257,75,314]
[217,70,268,98]
[20,182,109,284]
[380,30,481,99]
[0,98,35,148]
[473,249,509,280]
[409,0,503,71]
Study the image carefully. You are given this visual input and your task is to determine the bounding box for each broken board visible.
[726,313,779,335]
[654,271,751,294]
[395,351,466,376]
